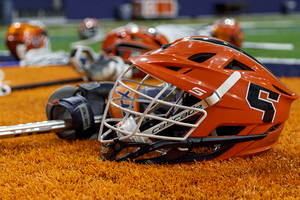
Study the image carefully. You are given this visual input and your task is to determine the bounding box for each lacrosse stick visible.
[0,115,102,140]
[10,76,89,91]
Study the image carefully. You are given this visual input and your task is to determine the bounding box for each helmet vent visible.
[183,69,193,74]
[266,123,281,134]
[161,43,172,49]
[188,53,216,63]
[131,36,143,42]
[215,126,245,136]
[224,60,255,71]
[166,66,182,72]
[272,84,292,96]
[154,39,163,46]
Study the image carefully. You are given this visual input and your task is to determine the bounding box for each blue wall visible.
[1,0,300,20]
[12,0,53,10]
[265,64,300,77]
[64,0,300,19]
[178,0,300,17]
[63,0,129,19]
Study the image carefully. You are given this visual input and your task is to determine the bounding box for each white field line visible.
[240,20,298,29]
[257,57,300,65]
[1,49,300,66]
[243,42,294,50]
[0,50,11,56]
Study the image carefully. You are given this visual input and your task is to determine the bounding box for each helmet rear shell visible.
[102,25,169,63]
[129,36,298,159]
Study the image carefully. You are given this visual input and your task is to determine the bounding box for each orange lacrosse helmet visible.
[5,21,49,60]
[78,18,101,39]
[99,36,298,164]
[101,24,169,63]
[211,18,244,48]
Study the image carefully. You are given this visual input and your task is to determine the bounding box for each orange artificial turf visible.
[0,65,299,199]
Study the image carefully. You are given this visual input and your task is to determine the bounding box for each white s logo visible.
[189,87,207,96]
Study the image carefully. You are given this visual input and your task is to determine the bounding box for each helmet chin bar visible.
[99,66,243,163]
[100,133,268,164]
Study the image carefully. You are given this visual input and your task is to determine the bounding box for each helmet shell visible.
[211,18,244,48]
[129,36,298,159]
[102,25,169,63]
[6,22,48,60]
[78,18,101,39]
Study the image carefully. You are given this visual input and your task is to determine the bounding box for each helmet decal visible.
[188,87,207,97]
[246,83,280,123]
[116,89,137,118]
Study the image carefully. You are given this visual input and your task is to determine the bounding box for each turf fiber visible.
[0,65,299,199]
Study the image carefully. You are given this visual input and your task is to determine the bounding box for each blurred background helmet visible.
[5,21,49,60]
[78,18,101,39]
[211,18,244,48]
[101,24,169,63]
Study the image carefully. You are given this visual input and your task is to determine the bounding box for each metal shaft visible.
[11,76,88,91]
[0,116,102,139]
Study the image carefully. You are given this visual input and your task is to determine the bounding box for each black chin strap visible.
[100,133,268,164]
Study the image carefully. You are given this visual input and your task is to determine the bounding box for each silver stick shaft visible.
[0,116,102,139]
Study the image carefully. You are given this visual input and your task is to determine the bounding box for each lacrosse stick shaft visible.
[0,115,102,139]
[11,76,88,91]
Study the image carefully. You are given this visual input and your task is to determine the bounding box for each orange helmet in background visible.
[5,21,49,60]
[99,36,298,164]
[101,24,169,63]
[211,18,244,48]
[78,18,101,39]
